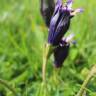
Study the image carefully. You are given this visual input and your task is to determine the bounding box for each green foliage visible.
[0,0,96,96]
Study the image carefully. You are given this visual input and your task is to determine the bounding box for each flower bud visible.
[40,0,55,27]
[54,33,75,68]
[54,41,70,68]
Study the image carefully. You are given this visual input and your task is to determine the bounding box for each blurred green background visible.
[0,0,96,96]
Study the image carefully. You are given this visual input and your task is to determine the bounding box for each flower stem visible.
[76,65,96,96]
[42,43,54,82]
[0,79,18,96]
[42,43,50,82]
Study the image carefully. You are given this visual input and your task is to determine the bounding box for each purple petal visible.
[67,0,73,4]
[54,0,62,14]
[54,44,70,68]
[56,0,62,6]
[66,0,73,10]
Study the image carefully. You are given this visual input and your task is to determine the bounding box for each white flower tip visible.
[76,8,84,13]
[70,8,84,16]
[66,33,75,43]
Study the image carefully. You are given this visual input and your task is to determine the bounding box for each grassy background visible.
[0,0,96,96]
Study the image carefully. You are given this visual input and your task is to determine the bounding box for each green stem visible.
[76,65,96,96]
[0,79,18,96]
[42,43,54,82]
[42,44,50,82]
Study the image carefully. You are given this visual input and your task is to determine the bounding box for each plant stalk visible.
[76,65,96,96]
[42,43,50,82]
[42,43,54,82]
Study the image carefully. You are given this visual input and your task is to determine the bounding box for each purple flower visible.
[54,42,70,68]
[54,33,75,68]
[40,0,55,27]
[40,0,83,68]
[48,0,83,46]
